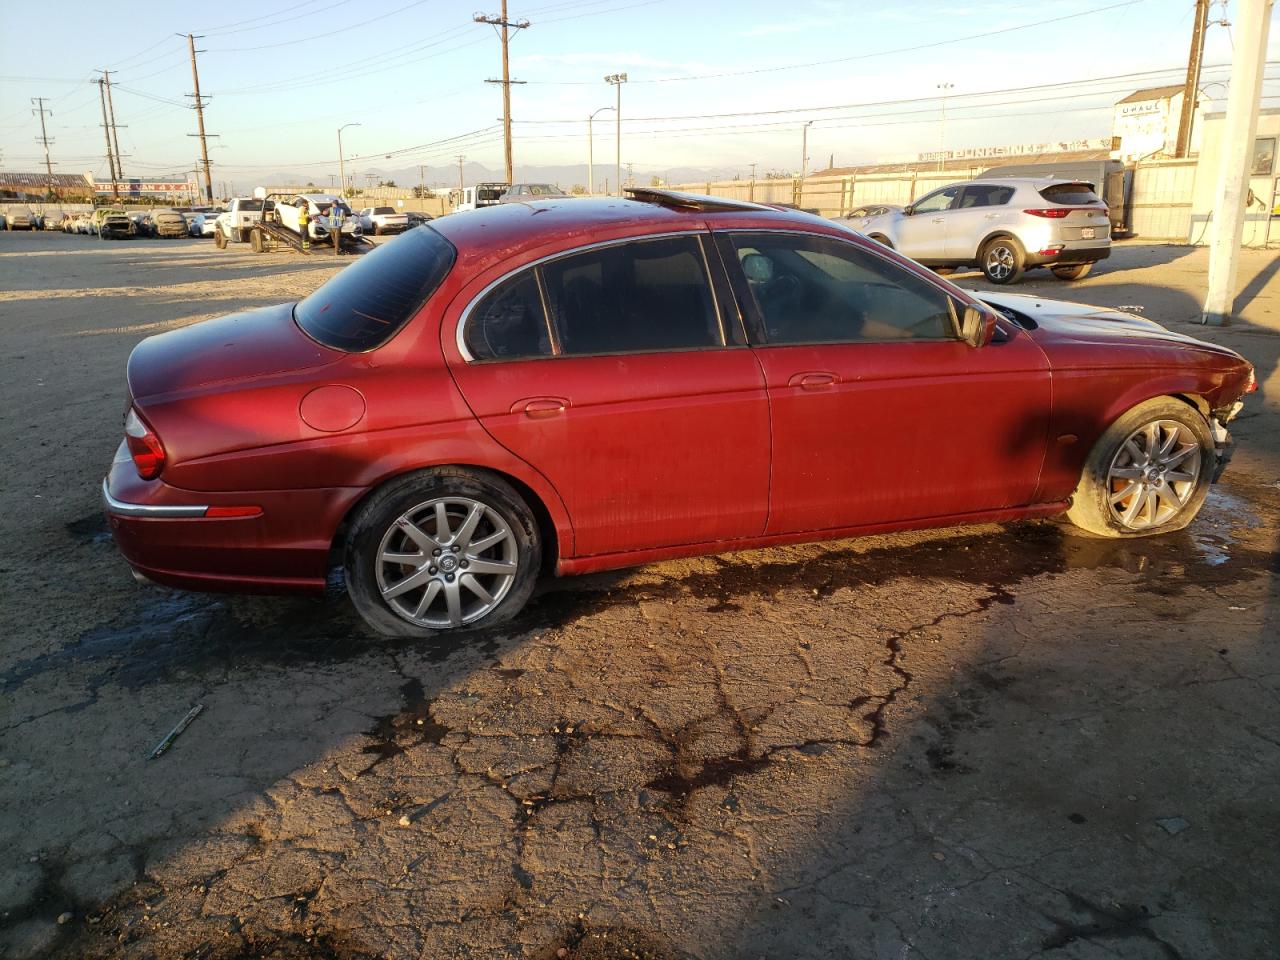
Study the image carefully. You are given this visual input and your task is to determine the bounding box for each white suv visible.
[854,178,1111,284]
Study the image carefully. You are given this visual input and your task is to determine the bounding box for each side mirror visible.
[960,304,997,347]
[903,205,914,216]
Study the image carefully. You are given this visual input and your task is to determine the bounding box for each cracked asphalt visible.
[1,233,1277,960]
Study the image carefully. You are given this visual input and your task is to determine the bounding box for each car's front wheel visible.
[1065,397,1213,538]
[981,236,1024,284]
[344,468,541,637]
[1051,263,1092,281]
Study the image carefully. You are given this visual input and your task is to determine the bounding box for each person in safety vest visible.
[297,199,310,250]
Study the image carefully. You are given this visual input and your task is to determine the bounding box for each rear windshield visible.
[238,199,264,211]
[373,206,395,215]
[1038,182,1101,205]
[478,185,506,201]
[294,226,456,351]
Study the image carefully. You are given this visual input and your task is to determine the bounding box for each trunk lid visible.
[127,302,342,402]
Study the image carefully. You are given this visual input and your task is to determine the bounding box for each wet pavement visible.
[0,233,1278,959]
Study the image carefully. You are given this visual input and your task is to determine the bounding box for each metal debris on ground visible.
[147,704,205,761]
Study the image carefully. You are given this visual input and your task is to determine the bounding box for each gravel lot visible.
[1,231,1277,960]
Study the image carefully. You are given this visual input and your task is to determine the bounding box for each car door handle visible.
[984,213,999,219]
[512,397,568,418]
[787,372,838,390]
[931,217,945,223]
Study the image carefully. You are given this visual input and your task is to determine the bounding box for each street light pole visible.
[337,122,360,198]
[605,73,627,196]
[588,106,614,195]
[936,82,954,173]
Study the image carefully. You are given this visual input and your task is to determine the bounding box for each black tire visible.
[374,223,383,236]
[344,468,542,638]
[249,228,264,253]
[867,233,893,248]
[981,236,1025,285]
[1051,262,1093,281]
[1065,397,1213,539]
[214,228,227,249]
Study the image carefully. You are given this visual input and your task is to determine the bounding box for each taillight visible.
[1023,208,1071,218]
[124,408,165,480]
[1246,368,1258,394]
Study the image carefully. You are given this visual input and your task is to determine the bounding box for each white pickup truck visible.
[357,205,410,236]
[271,194,362,242]
[213,197,272,247]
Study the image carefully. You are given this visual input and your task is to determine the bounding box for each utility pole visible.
[936,82,953,173]
[800,120,813,205]
[419,164,426,199]
[749,161,757,202]
[625,161,633,190]
[457,155,466,192]
[337,122,360,198]
[476,1,529,184]
[103,70,124,181]
[95,77,119,201]
[1202,0,1274,324]
[185,34,215,203]
[605,73,627,196]
[1175,0,1211,157]
[31,97,55,199]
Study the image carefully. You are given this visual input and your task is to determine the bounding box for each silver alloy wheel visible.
[985,243,1015,281]
[1106,419,1202,530]
[375,496,518,628]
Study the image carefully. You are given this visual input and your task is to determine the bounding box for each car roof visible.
[429,193,826,274]
[956,176,1094,187]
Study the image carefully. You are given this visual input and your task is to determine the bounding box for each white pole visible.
[1202,0,1274,324]
[588,114,594,195]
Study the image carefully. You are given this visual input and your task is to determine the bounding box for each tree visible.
[649,175,662,187]
[378,179,397,188]
[570,184,587,195]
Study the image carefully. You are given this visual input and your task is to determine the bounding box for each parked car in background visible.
[449,183,508,213]
[90,208,127,236]
[405,211,433,228]
[857,178,1111,284]
[0,213,7,230]
[187,207,223,237]
[357,206,410,235]
[270,194,362,241]
[42,212,65,231]
[129,212,155,237]
[102,188,1254,638]
[499,183,570,203]
[982,159,1129,238]
[150,209,189,239]
[99,210,135,240]
[5,208,37,230]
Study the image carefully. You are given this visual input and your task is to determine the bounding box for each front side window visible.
[464,271,552,361]
[911,187,960,214]
[730,233,959,345]
[541,235,721,356]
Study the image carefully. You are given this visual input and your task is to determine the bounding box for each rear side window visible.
[1038,182,1101,205]
[541,235,721,356]
[295,227,455,351]
[464,271,551,361]
[959,185,1014,208]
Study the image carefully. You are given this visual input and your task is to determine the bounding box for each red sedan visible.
[104,189,1255,636]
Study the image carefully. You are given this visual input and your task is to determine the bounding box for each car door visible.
[716,230,1051,535]
[944,184,1015,260]
[894,185,960,261]
[444,232,771,557]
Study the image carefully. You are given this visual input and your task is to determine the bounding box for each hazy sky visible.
[1,0,1276,188]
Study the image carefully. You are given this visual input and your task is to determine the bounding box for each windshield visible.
[478,185,506,201]
[294,226,456,351]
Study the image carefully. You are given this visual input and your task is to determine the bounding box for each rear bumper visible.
[102,448,362,595]
[1026,245,1111,267]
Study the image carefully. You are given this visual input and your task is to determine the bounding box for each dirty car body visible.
[104,190,1255,636]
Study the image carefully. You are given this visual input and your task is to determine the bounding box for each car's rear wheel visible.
[867,233,893,248]
[981,236,1024,284]
[344,468,541,637]
[1065,397,1213,538]
[214,228,227,249]
[249,228,265,253]
[1051,263,1092,281]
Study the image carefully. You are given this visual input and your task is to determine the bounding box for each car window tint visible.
[959,185,1014,208]
[541,235,721,356]
[730,234,958,345]
[1038,182,1101,205]
[464,271,552,361]
[912,187,959,214]
[294,226,456,351]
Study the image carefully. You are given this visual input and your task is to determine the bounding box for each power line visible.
[211,0,433,52]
